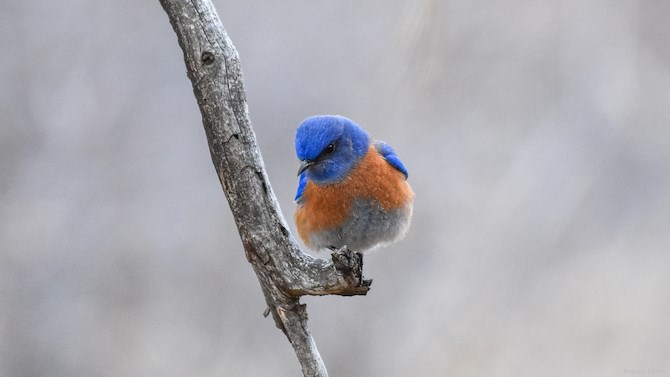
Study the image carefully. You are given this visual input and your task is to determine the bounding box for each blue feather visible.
[295,172,308,202]
[294,115,370,184]
[373,141,408,178]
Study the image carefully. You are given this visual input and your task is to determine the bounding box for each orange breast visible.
[294,146,414,247]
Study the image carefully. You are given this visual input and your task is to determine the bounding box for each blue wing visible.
[373,141,408,179]
[295,172,308,202]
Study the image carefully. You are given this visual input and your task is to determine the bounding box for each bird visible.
[293,115,414,252]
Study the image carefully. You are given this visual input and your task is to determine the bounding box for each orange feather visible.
[294,146,414,247]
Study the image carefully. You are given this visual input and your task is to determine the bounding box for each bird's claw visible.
[331,246,372,289]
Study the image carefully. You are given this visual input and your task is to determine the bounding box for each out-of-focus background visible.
[2,0,669,376]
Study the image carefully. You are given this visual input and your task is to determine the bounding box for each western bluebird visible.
[294,115,414,252]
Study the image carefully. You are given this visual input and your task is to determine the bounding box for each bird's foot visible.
[330,246,373,290]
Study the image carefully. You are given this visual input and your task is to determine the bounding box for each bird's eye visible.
[323,143,335,155]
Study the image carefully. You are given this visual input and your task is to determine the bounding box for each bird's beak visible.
[297,160,314,176]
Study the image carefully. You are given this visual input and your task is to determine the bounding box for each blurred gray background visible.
[1,0,669,376]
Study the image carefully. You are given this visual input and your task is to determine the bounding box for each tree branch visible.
[158,1,371,375]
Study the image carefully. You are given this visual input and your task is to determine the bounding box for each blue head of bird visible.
[295,115,370,184]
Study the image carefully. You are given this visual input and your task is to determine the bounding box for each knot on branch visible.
[201,51,215,65]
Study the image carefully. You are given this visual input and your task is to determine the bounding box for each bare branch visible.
[158,0,371,375]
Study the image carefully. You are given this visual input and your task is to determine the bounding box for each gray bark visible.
[157,1,371,376]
